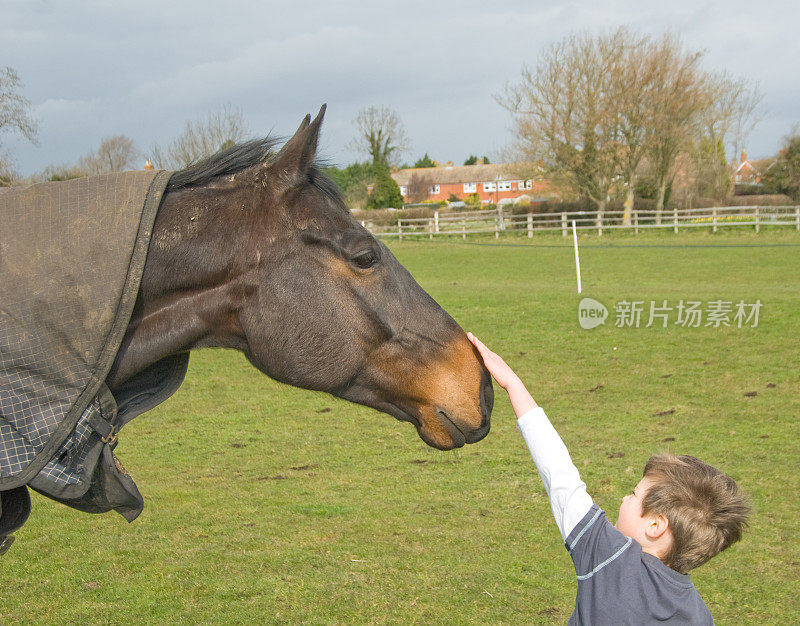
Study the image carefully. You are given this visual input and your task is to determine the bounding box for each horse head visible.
[115,106,492,450]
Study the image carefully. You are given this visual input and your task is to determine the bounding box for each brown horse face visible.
[238,108,492,450]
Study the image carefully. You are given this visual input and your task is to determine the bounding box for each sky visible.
[2,0,799,176]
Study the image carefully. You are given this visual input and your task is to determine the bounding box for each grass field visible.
[2,229,798,624]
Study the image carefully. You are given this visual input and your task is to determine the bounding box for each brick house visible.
[733,150,774,185]
[390,163,551,205]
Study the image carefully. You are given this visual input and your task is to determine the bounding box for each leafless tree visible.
[606,28,657,224]
[150,105,249,169]
[729,78,763,163]
[350,105,411,166]
[684,73,759,201]
[643,34,711,220]
[79,135,141,175]
[498,31,623,223]
[0,66,38,178]
[406,171,433,203]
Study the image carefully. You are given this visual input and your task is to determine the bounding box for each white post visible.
[673,207,678,234]
[398,219,403,241]
[434,210,440,234]
[494,214,499,239]
[796,207,800,231]
[634,210,638,234]
[572,220,582,294]
[527,213,533,238]
[561,212,567,237]
[462,219,466,240]
[598,212,603,237]
[428,219,433,240]
[755,206,760,233]
[712,207,717,233]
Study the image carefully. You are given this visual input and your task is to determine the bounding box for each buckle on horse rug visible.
[101,425,119,447]
[87,410,119,447]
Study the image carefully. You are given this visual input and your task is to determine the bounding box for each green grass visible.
[2,229,798,624]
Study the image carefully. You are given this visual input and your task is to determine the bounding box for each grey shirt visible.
[565,504,714,625]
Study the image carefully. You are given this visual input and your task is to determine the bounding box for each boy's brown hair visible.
[641,454,750,574]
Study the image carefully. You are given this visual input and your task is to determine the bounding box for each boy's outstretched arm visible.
[468,333,593,540]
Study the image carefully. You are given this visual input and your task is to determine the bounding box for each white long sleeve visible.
[517,406,594,541]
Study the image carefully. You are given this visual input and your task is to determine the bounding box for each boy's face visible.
[616,476,655,539]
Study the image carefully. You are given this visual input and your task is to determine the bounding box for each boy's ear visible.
[644,513,670,541]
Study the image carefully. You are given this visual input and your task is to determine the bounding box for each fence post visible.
[428,219,433,240]
[434,210,440,234]
[494,214,499,239]
[796,207,800,231]
[561,212,567,237]
[755,206,760,233]
[527,213,533,238]
[673,208,678,234]
[462,219,466,240]
[398,219,403,241]
[712,207,717,233]
[634,210,639,234]
[498,205,504,231]
[598,213,603,237]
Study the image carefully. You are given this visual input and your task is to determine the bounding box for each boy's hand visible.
[468,332,537,417]
[467,332,521,390]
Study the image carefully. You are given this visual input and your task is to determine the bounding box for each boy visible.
[467,333,749,625]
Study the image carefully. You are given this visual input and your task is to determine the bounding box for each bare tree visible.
[729,79,763,163]
[79,135,141,175]
[406,171,433,203]
[350,105,411,166]
[606,28,657,224]
[150,105,249,169]
[643,34,712,219]
[498,32,623,221]
[0,66,38,179]
[686,73,761,201]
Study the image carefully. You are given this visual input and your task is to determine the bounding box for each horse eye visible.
[352,250,378,269]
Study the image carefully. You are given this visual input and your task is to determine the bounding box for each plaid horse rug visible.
[0,170,189,549]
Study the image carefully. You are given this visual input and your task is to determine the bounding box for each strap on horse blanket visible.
[0,486,30,554]
[1,170,190,534]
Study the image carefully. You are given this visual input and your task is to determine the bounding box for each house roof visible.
[735,157,775,175]
[391,163,535,186]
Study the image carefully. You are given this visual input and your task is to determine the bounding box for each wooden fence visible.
[360,205,800,239]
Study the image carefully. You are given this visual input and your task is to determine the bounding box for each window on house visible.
[429,184,440,194]
[463,182,476,193]
[483,182,496,192]
[498,181,511,191]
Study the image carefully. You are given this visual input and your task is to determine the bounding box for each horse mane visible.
[166,137,347,210]
[167,137,280,191]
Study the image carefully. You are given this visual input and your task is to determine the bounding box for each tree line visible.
[498,28,767,221]
[0,78,250,185]
[3,36,799,208]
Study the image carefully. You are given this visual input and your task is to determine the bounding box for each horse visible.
[0,105,493,551]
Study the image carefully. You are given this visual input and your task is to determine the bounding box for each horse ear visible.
[269,104,326,185]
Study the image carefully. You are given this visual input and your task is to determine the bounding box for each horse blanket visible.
[0,170,188,543]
